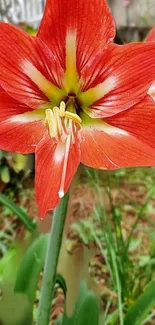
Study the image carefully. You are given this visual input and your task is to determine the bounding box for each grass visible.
[81,167,155,324]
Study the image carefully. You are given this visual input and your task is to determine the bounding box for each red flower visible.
[1,0,155,217]
[146,27,155,101]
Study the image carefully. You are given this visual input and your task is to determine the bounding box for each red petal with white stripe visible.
[145,29,155,100]
[105,96,155,149]
[79,43,155,118]
[37,0,115,72]
[0,23,64,108]
[0,88,46,153]
[35,133,81,218]
[80,111,155,169]
[0,121,45,154]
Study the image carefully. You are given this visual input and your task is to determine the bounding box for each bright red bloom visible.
[146,27,155,101]
[1,1,155,217]
[146,27,155,42]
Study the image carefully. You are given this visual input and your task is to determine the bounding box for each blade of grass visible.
[124,281,155,325]
[0,193,36,232]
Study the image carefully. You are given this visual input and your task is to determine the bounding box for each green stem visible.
[37,192,69,325]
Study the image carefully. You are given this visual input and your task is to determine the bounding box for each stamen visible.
[60,101,66,117]
[64,111,82,125]
[44,101,82,141]
[58,134,71,198]
[45,109,57,138]
[61,118,70,136]
[53,106,63,137]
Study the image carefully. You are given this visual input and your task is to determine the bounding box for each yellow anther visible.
[45,108,57,138]
[44,101,82,139]
[60,101,66,117]
[53,106,62,136]
[59,100,82,128]
[64,111,82,124]
[45,108,53,122]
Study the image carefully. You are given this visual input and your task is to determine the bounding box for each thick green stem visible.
[37,192,69,325]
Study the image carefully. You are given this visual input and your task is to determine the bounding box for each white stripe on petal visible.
[11,109,45,123]
[22,60,55,98]
[64,31,79,93]
[95,122,128,136]
[82,115,128,137]
[21,60,65,103]
[54,142,65,163]
[78,76,116,108]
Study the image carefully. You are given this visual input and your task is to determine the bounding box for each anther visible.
[44,100,82,141]
[45,109,57,138]
[64,111,82,124]
[60,101,66,117]
[53,106,62,137]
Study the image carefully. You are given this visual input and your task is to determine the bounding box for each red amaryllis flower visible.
[146,27,155,101]
[1,0,155,217]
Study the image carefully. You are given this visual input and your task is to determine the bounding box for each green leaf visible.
[62,315,73,325]
[124,281,155,325]
[62,282,99,325]
[14,234,48,303]
[74,292,99,325]
[104,309,119,325]
[0,193,35,232]
[0,245,22,282]
[56,315,63,325]
[56,273,67,296]
[0,284,33,325]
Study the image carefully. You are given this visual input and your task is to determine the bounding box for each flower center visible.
[44,100,82,143]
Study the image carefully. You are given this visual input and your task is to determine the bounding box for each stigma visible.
[44,101,82,142]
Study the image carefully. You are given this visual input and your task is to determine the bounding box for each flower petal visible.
[105,96,155,149]
[0,86,30,121]
[0,88,46,153]
[148,81,155,101]
[0,120,46,154]
[145,27,155,42]
[0,23,65,108]
[35,134,81,218]
[145,29,155,101]
[37,0,115,73]
[80,114,155,169]
[78,43,155,118]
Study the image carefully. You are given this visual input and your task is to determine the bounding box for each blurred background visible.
[0,0,155,39]
[0,1,155,325]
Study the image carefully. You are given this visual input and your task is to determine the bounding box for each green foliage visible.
[0,245,22,283]
[124,281,155,325]
[14,234,49,303]
[1,165,155,324]
[61,281,99,325]
[0,193,36,232]
[81,167,155,324]
[0,285,33,325]
[0,151,10,183]
[57,273,67,296]
[72,284,99,325]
